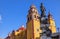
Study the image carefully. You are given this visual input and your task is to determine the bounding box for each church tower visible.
[26,5,41,39]
[48,12,56,33]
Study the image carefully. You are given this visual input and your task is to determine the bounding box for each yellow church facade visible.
[5,3,56,39]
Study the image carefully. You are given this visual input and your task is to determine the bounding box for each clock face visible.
[32,8,35,11]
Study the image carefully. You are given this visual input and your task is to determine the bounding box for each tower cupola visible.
[27,4,40,22]
[48,12,53,20]
[48,12,56,33]
[28,4,38,14]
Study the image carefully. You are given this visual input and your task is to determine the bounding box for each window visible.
[28,17,29,21]
[37,29,39,31]
[28,15,32,21]
[30,16,32,20]
[34,15,36,18]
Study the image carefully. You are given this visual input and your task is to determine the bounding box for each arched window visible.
[28,17,29,21]
[34,15,36,18]
[28,16,32,21]
[30,16,32,20]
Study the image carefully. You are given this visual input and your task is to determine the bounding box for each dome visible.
[30,4,36,9]
[18,25,25,30]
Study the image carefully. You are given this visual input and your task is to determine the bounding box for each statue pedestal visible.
[40,35,52,39]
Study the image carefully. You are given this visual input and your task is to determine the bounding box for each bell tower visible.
[48,12,56,33]
[26,4,40,39]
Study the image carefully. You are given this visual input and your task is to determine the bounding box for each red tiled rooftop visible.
[18,25,26,30]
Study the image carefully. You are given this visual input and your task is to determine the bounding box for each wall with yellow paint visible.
[27,20,33,39]
[49,19,56,33]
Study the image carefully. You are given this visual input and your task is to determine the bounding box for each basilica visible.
[5,3,59,39]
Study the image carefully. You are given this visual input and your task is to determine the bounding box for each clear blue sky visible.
[0,0,60,38]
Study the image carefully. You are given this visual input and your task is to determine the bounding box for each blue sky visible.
[0,0,60,38]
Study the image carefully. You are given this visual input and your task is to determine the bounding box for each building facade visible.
[5,25,27,39]
[5,3,57,39]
